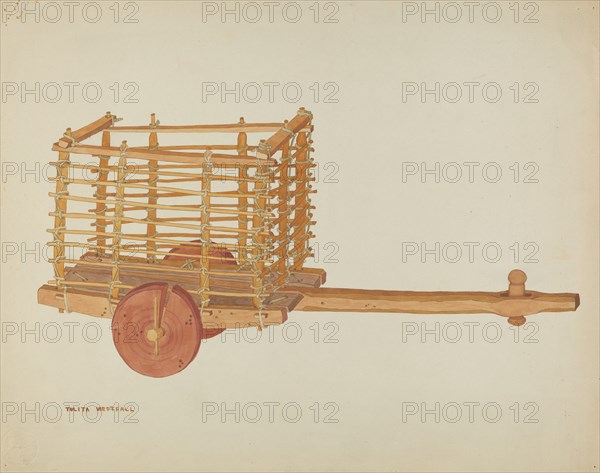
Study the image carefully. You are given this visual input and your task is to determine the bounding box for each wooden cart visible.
[38,109,580,377]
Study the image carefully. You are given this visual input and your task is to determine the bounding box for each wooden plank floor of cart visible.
[38,261,326,329]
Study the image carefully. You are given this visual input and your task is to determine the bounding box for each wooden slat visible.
[49,211,270,235]
[57,113,115,148]
[51,143,277,166]
[290,267,326,286]
[57,263,313,312]
[257,108,313,159]
[108,123,312,134]
[63,259,325,290]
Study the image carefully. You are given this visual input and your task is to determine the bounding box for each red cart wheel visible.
[162,240,235,339]
[163,239,236,267]
[111,282,202,378]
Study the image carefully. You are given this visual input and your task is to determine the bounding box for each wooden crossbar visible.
[51,143,277,166]
[108,123,312,134]
[57,113,116,148]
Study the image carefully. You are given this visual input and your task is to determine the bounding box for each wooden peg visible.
[507,269,527,326]
[508,269,527,297]
[146,327,164,342]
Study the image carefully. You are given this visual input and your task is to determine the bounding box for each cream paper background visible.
[1,1,598,471]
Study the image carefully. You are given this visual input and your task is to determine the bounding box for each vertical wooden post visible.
[507,269,528,326]
[94,129,111,254]
[110,141,128,302]
[199,151,212,308]
[237,118,248,263]
[253,140,270,309]
[147,113,158,262]
[291,131,309,270]
[53,147,71,312]
[277,123,291,279]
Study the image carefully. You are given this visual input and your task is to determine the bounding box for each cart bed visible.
[38,259,326,329]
